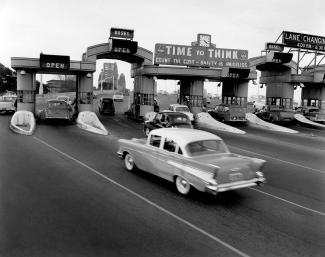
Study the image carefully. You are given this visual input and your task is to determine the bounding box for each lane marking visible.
[249,188,325,216]
[33,136,250,257]
[228,144,325,174]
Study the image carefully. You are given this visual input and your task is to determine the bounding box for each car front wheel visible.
[145,127,150,136]
[175,176,191,195]
[124,153,137,171]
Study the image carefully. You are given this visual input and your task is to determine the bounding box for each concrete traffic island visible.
[10,111,36,136]
[294,114,325,128]
[195,112,246,134]
[76,111,108,135]
[246,113,298,133]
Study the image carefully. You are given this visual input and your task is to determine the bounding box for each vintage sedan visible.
[143,111,192,136]
[38,99,74,122]
[117,128,266,195]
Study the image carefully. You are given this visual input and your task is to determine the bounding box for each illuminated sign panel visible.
[221,67,250,78]
[154,43,248,68]
[40,54,70,70]
[282,31,325,52]
[110,28,134,40]
[266,52,293,64]
[109,39,138,54]
[266,43,284,52]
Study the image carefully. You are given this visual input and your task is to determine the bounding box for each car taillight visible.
[213,167,219,180]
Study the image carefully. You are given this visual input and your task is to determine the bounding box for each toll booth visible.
[220,67,251,108]
[11,54,96,114]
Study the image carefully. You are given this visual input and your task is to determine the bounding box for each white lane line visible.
[33,136,250,257]
[249,188,325,216]
[228,144,325,174]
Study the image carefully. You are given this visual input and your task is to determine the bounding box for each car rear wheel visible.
[124,153,136,171]
[175,176,191,195]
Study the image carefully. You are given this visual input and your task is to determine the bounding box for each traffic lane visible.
[102,116,325,203]
[31,123,325,257]
[199,124,325,172]
[0,124,236,257]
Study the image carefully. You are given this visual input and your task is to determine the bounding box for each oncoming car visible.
[57,95,72,105]
[168,104,194,122]
[117,128,266,196]
[143,111,192,136]
[98,97,115,115]
[113,92,124,102]
[38,99,74,122]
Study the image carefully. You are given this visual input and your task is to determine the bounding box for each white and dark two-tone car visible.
[117,128,266,196]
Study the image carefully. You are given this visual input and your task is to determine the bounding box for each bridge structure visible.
[11,29,325,120]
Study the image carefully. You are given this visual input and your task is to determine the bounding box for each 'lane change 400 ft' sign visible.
[154,44,249,68]
[282,31,325,52]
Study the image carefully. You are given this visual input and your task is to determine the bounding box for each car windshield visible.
[175,106,190,112]
[185,140,228,156]
[168,115,190,124]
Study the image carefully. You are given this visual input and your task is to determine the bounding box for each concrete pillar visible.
[17,70,36,113]
[221,80,248,106]
[78,74,93,112]
[179,79,203,115]
[133,75,154,118]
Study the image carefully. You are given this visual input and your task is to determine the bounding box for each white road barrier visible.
[195,112,246,134]
[294,114,325,128]
[246,113,298,133]
[76,111,108,135]
[10,111,36,136]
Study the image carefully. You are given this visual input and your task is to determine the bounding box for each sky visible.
[1,0,325,97]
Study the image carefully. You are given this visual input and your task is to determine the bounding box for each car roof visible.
[150,128,222,148]
[170,104,188,107]
[48,99,67,103]
[158,111,188,117]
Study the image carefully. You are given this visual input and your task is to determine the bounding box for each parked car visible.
[38,99,74,122]
[117,128,266,195]
[113,92,124,102]
[208,104,247,123]
[168,104,194,122]
[143,111,192,136]
[256,105,294,123]
[57,95,72,105]
[98,97,115,115]
[295,106,325,123]
[0,95,16,113]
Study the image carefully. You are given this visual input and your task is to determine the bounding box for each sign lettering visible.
[266,43,284,52]
[39,54,70,70]
[283,31,325,52]
[110,28,134,40]
[154,43,248,68]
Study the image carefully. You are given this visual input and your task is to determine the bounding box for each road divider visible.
[246,113,298,133]
[10,110,36,136]
[76,111,108,135]
[195,112,246,134]
[294,114,325,128]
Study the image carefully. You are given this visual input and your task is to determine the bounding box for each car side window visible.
[163,138,177,153]
[149,135,161,148]
[177,147,183,155]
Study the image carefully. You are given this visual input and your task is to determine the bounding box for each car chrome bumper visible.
[205,177,266,195]
[117,151,123,159]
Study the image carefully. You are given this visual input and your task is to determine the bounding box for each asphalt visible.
[0,112,325,257]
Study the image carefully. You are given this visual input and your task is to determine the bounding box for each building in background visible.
[98,62,118,91]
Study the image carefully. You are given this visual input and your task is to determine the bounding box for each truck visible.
[256,105,295,123]
[0,95,16,113]
[208,103,247,123]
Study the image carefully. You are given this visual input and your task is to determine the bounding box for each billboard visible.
[282,31,325,52]
[154,43,249,68]
[110,27,134,40]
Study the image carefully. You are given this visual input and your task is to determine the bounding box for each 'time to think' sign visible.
[154,43,249,68]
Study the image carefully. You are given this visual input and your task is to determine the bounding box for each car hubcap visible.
[176,177,190,195]
[125,155,134,170]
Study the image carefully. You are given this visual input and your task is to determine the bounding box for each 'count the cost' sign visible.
[154,44,249,68]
